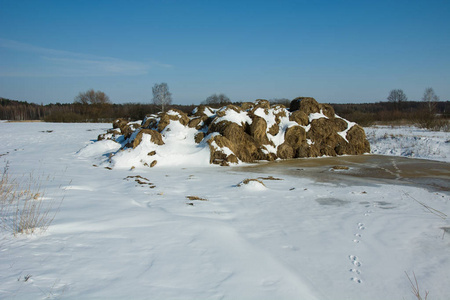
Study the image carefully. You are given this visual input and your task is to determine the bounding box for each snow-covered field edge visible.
[365,125,450,163]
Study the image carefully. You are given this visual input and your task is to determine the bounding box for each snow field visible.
[366,125,450,162]
[0,122,449,299]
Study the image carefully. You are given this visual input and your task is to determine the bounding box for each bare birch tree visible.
[422,87,439,113]
[152,83,172,113]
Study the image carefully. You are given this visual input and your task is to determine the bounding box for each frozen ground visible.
[1,122,449,299]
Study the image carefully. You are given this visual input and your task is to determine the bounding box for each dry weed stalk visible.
[1,163,63,235]
[403,191,447,220]
[405,271,429,300]
[186,195,208,201]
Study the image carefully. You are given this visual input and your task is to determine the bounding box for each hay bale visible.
[157,109,190,132]
[250,116,270,145]
[132,129,164,149]
[142,117,158,129]
[216,105,242,117]
[306,144,321,157]
[346,125,366,142]
[268,123,279,136]
[188,117,203,129]
[296,144,310,158]
[344,125,371,154]
[316,133,348,157]
[226,154,239,165]
[254,99,271,109]
[121,124,134,139]
[191,105,214,117]
[289,110,309,126]
[267,152,277,161]
[208,134,232,150]
[333,118,349,132]
[107,129,121,135]
[284,126,306,148]
[240,102,255,110]
[222,122,247,142]
[208,120,232,135]
[157,114,171,132]
[300,97,321,115]
[283,126,308,158]
[320,104,336,119]
[290,97,320,114]
[277,143,294,159]
[208,121,265,163]
[223,124,264,162]
[307,117,355,156]
[270,103,287,110]
[169,109,190,125]
[112,118,135,138]
[307,118,335,142]
[208,135,235,165]
[194,132,205,144]
[306,118,353,157]
[113,118,128,129]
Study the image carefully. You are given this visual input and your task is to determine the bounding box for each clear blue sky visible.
[1,0,449,105]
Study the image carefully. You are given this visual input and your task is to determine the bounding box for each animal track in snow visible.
[349,255,361,267]
[351,277,362,283]
[350,268,361,275]
[357,223,365,230]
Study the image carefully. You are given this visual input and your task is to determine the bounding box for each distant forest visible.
[0,97,196,123]
[1,97,449,129]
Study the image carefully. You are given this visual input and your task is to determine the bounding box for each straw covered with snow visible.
[92,98,370,169]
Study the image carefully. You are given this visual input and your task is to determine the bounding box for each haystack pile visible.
[98,97,370,167]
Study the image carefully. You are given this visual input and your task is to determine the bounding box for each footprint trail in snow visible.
[348,196,374,284]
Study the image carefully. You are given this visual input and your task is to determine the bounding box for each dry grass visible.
[403,191,447,220]
[405,271,429,300]
[0,163,63,235]
[331,165,350,170]
[237,178,266,187]
[125,175,156,188]
[258,176,283,181]
[186,196,208,201]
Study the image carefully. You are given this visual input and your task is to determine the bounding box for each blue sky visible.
[1,0,449,105]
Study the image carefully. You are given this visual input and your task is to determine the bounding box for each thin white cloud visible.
[0,38,172,77]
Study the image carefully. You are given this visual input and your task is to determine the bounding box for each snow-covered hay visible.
[96,97,370,168]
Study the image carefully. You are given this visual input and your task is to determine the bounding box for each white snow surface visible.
[366,125,450,162]
[1,122,449,299]
[112,121,212,168]
[213,108,253,126]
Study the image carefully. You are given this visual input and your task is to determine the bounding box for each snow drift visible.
[96,97,370,168]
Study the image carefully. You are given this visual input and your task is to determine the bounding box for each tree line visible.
[1,85,449,130]
[0,95,194,122]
